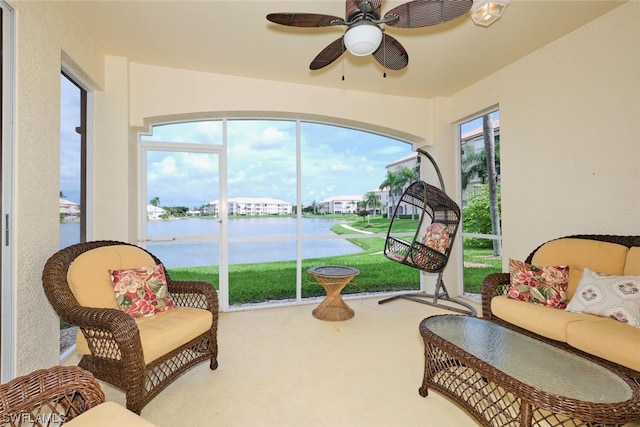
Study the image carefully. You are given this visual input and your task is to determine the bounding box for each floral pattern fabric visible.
[565,268,640,327]
[109,264,175,318]
[423,223,451,254]
[507,259,569,308]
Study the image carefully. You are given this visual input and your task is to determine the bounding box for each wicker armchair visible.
[0,366,104,425]
[42,240,219,414]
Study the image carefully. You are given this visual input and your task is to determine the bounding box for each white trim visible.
[1,1,15,382]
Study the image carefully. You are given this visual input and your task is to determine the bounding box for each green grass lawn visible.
[462,247,503,293]
[167,216,502,305]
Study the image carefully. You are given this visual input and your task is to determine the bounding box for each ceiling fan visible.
[266,0,473,71]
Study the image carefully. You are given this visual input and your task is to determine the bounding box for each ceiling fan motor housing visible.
[346,0,380,23]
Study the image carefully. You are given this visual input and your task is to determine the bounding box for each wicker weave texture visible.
[41,240,219,414]
[384,180,460,273]
[481,234,640,385]
[308,266,358,321]
[0,366,104,426]
[419,315,640,427]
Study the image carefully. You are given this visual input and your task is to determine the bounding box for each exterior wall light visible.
[470,0,510,26]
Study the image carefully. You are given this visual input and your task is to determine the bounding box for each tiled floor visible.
[65,295,481,426]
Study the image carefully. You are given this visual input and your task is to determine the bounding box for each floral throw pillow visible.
[109,264,175,318]
[507,259,569,308]
[423,223,450,254]
[565,268,640,327]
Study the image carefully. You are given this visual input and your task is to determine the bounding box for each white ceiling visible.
[63,0,627,99]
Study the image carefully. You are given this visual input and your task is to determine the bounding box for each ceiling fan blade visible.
[385,0,473,28]
[310,37,345,70]
[372,34,408,71]
[267,13,345,27]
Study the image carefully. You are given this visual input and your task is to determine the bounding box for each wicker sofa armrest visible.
[481,272,510,320]
[166,279,219,313]
[0,366,105,425]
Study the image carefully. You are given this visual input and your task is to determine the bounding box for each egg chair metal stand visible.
[378,149,476,316]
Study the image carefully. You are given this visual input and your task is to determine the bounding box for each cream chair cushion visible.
[567,315,640,372]
[64,401,157,426]
[531,238,629,299]
[624,247,640,275]
[490,295,591,342]
[67,245,156,309]
[76,307,213,364]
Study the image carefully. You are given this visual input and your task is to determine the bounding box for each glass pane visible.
[460,111,502,294]
[300,122,419,295]
[227,120,297,303]
[59,74,82,248]
[145,150,219,269]
[141,120,223,144]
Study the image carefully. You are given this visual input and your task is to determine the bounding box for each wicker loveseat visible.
[42,240,219,414]
[0,365,156,426]
[482,234,640,384]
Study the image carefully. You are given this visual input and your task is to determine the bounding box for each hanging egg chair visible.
[379,149,476,316]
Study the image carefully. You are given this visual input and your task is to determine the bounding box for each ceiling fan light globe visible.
[344,23,383,56]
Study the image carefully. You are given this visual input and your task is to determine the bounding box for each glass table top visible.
[424,315,633,404]
[308,265,359,277]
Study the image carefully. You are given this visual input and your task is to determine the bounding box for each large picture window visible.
[138,119,420,310]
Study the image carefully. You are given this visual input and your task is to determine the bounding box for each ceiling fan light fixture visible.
[343,22,383,56]
[471,0,510,27]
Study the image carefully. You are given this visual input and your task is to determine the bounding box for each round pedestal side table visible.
[308,265,359,321]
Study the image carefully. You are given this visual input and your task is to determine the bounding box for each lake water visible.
[60,217,363,268]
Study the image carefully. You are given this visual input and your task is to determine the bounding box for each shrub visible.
[462,184,501,249]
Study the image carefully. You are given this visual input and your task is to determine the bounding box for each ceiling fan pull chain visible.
[383,37,387,78]
[342,44,346,81]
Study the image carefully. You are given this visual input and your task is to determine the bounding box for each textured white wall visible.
[127,63,434,144]
[11,1,103,375]
[446,0,640,267]
[92,56,130,242]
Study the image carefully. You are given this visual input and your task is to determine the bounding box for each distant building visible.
[147,205,166,220]
[205,197,292,216]
[382,152,419,216]
[59,198,80,215]
[460,118,501,201]
[318,195,363,215]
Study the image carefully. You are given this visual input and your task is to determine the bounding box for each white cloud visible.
[62,114,412,208]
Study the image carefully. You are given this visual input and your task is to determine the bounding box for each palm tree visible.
[397,166,419,219]
[362,191,382,218]
[150,196,160,207]
[482,113,502,256]
[461,141,500,189]
[379,171,405,218]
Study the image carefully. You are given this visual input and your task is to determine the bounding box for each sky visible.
[60,75,82,203]
[142,120,413,208]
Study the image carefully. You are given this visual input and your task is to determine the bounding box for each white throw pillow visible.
[565,268,640,327]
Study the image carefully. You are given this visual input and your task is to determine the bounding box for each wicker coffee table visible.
[308,265,359,321]
[419,315,640,427]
